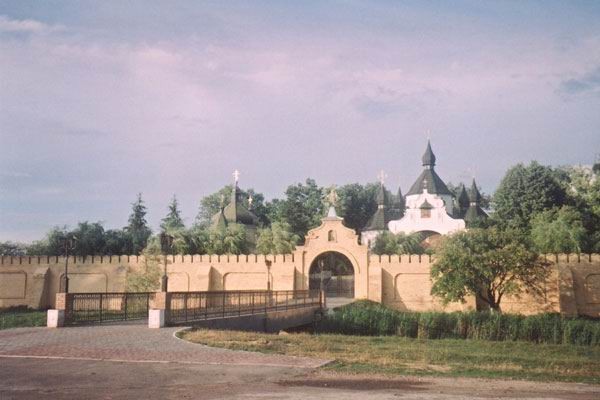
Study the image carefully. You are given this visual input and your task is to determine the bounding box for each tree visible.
[71,221,106,256]
[531,206,586,254]
[431,228,548,312]
[371,231,425,255]
[336,183,378,233]
[256,222,300,254]
[126,236,161,292]
[274,178,325,241]
[207,224,248,255]
[103,229,129,255]
[492,162,568,229]
[187,226,211,254]
[196,186,232,227]
[39,226,70,256]
[557,165,600,252]
[0,242,27,256]
[125,193,152,255]
[160,195,185,232]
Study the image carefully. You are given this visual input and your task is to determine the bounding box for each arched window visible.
[328,230,336,242]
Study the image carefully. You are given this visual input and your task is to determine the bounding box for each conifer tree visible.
[161,195,185,232]
[126,193,152,255]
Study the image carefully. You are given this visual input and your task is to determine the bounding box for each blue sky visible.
[1,1,599,241]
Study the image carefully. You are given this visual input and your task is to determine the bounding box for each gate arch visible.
[308,251,355,298]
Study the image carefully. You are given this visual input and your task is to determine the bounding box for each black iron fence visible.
[168,290,322,325]
[65,292,154,325]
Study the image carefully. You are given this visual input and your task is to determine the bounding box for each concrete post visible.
[149,292,170,329]
[47,293,69,328]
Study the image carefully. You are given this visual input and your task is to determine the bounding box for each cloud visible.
[0,15,64,34]
[559,67,600,96]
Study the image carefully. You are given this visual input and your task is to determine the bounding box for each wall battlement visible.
[0,253,297,266]
[2,253,599,268]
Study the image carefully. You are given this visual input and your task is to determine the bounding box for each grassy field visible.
[181,329,600,384]
[0,308,46,330]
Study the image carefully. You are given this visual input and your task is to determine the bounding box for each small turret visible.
[468,178,482,205]
[464,178,487,226]
[362,182,388,232]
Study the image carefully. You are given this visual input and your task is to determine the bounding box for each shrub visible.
[319,300,600,346]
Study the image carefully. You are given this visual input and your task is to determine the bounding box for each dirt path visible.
[1,357,598,400]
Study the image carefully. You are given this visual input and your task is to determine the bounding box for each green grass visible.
[181,329,600,384]
[0,307,46,330]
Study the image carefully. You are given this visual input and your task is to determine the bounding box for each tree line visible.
[0,179,380,256]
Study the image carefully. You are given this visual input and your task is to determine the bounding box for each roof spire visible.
[469,178,482,204]
[422,140,436,168]
[458,184,470,209]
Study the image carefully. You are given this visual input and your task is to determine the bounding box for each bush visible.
[318,300,600,346]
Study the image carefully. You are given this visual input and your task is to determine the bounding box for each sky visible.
[1,1,599,242]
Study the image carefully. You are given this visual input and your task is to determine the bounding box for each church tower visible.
[387,140,465,238]
[210,170,260,250]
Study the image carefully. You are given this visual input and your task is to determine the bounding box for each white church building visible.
[361,141,486,246]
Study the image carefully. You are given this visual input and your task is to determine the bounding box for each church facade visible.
[362,141,487,246]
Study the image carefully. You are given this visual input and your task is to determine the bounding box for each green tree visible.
[125,193,152,255]
[71,221,106,256]
[207,224,248,255]
[103,229,129,255]
[431,228,548,312]
[274,178,324,241]
[256,221,300,254]
[492,162,567,229]
[35,226,69,256]
[126,236,162,292]
[371,231,425,255]
[557,165,600,252]
[530,206,586,254]
[187,226,211,254]
[160,195,185,232]
[336,183,379,233]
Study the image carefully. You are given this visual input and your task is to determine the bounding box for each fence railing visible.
[65,292,154,325]
[167,290,322,325]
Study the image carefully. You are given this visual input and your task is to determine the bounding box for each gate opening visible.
[308,251,354,298]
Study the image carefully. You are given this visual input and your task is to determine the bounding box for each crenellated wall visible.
[0,254,297,309]
[1,220,599,317]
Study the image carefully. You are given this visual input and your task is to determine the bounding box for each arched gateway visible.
[308,251,354,298]
[295,206,374,302]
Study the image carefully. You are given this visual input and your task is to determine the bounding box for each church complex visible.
[1,142,599,318]
[204,140,488,249]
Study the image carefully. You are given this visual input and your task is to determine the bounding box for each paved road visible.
[1,326,599,399]
[0,325,327,367]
